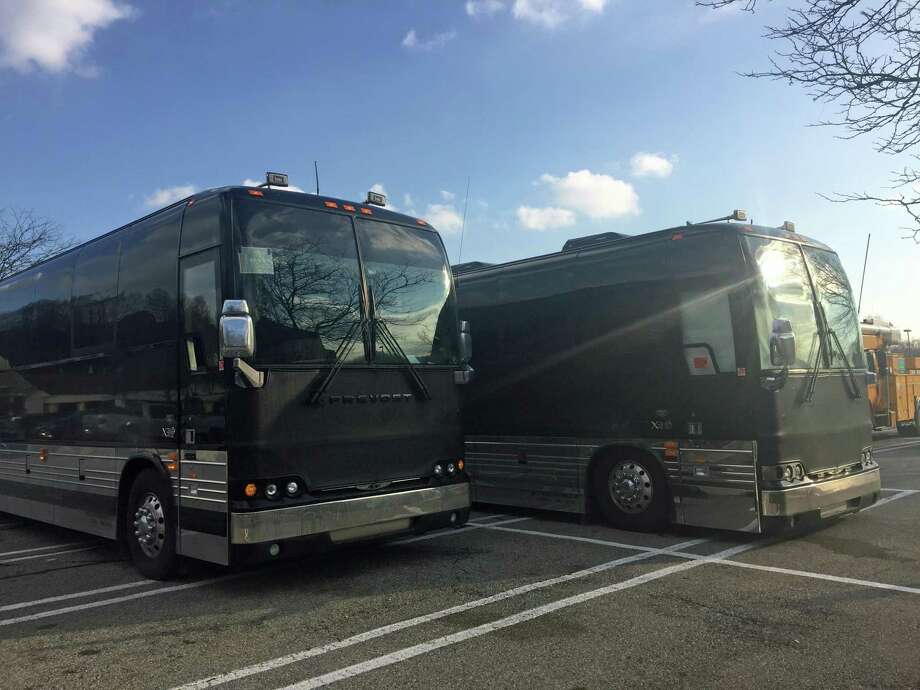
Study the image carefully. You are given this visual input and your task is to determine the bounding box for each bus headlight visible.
[782,465,795,482]
[433,464,444,478]
[793,464,805,481]
[286,480,300,497]
[447,462,456,476]
[265,483,279,500]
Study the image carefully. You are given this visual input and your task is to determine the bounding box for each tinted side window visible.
[25,256,75,364]
[73,235,119,351]
[117,209,181,348]
[180,196,222,256]
[182,249,220,372]
[0,272,37,369]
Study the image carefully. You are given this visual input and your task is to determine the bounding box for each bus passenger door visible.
[178,247,229,565]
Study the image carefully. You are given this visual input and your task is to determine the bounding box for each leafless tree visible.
[0,209,75,279]
[698,0,920,241]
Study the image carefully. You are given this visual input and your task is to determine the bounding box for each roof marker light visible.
[324,201,338,209]
[360,207,373,215]
[248,190,264,197]
[343,204,356,212]
[416,219,428,226]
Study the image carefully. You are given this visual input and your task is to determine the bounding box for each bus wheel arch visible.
[586,445,670,532]
[116,453,172,544]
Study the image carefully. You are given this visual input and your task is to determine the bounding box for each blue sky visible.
[0,0,916,328]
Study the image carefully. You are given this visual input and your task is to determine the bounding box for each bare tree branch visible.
[0,209,76,280]
[698,0,920,238]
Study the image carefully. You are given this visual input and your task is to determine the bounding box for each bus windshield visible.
[745,236,861,371]
[234,198,458,366]
[355,218,459,365]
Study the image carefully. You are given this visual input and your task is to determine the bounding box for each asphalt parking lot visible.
[1,435,919,690]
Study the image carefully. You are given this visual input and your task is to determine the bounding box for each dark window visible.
[803,247,863,370]
[180,196,222,256]
[73,235,119,351]
[235,199,363,365]
[0,271,37,369]
[25,255,75,365]
[355,219,459,365]
[182,249,220,372]
[116,209,181,348]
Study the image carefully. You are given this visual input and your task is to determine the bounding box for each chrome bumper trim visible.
[760,468,881,517]
[230,483,470,544]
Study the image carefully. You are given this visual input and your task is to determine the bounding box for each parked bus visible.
[0,176,470,578]
[862,320,920,434]
[454,214,880,533]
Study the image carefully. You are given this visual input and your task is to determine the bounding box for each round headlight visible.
[433,464,444,478]
[286,480,300,496]
[265,483,279,499]
[774,466,785,480]
[447,462,456,475]
[782,465,794,481]
[794,464,805,480]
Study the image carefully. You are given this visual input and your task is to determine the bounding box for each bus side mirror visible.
[459,320,472,364]
[770,318,796,366]
[220,299,255,359]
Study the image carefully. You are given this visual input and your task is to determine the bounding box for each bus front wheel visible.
[592,453,669,532]
[126,468,179,580]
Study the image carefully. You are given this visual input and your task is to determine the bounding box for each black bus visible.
[455,215,879,533]
[0,179,470,578]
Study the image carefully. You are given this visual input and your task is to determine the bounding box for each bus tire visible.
[591,452,669,532]
[126,468,179,580]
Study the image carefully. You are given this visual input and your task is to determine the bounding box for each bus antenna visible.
[314,161,320,195]
[857,232,871,315]
[457,176,471,264]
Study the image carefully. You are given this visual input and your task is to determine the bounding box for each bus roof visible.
[453,221,833,279]
[200,186,436,232]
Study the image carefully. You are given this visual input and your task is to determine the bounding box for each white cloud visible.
[403,193,415,207]
[511,0,606,29]
[516,206,576,231]
[630,152,676,178]
[242,178,305,192]
[402,28,456,51]
[466,0,505,17]
[539,169,639,218]
[440,190,456,201]
[144,185,196,209]
[0,0,134,75]
[425,204,463,234]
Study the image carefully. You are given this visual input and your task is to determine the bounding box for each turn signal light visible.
[244,483,257,498]
[457,459,465,471]
[663,441,679,459]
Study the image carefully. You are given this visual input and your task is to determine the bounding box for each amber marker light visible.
[324,201,338,209]
[663,441,679,459]
[244,483,258,498]
[360,207,373,215]
[39,448,47,463]
[457,459,465,471]
[248,189,264,197]
[343,204,356,212]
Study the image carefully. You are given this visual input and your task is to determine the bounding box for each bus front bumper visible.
[230,482,470,545]
[760,467,881,518]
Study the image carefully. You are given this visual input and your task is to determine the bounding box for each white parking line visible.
[863,489,919,511]
[874,440,920,454]
[170,537,711,690]
[0,575,236,628]
[391,517,529,545]
[0,579,156,613]
[278,542,754,690]
[0,545,100,565]
[0,541,91,559]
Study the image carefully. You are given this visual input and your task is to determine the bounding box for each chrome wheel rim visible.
[608,461,654,514]
[133,492,166,559]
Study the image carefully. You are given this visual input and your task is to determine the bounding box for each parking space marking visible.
[170,537,711,690]
[474,524,667,554]
[873,440,920,454]
[863,489,919,511]
[0,541,91,559]
[701,558,920,595]
[277,542,754,690]
[0,545,100,565]
[0,575,238,628]
[391,517,529,545]
[0,580,155,614]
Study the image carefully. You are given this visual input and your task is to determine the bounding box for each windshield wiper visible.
[373,317,432,401]
[818,305,862,399]
[307,317,367,405]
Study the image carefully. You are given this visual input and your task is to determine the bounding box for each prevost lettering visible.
[327,393,415,404]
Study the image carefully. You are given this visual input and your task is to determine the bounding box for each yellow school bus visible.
[862,320,920,435]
